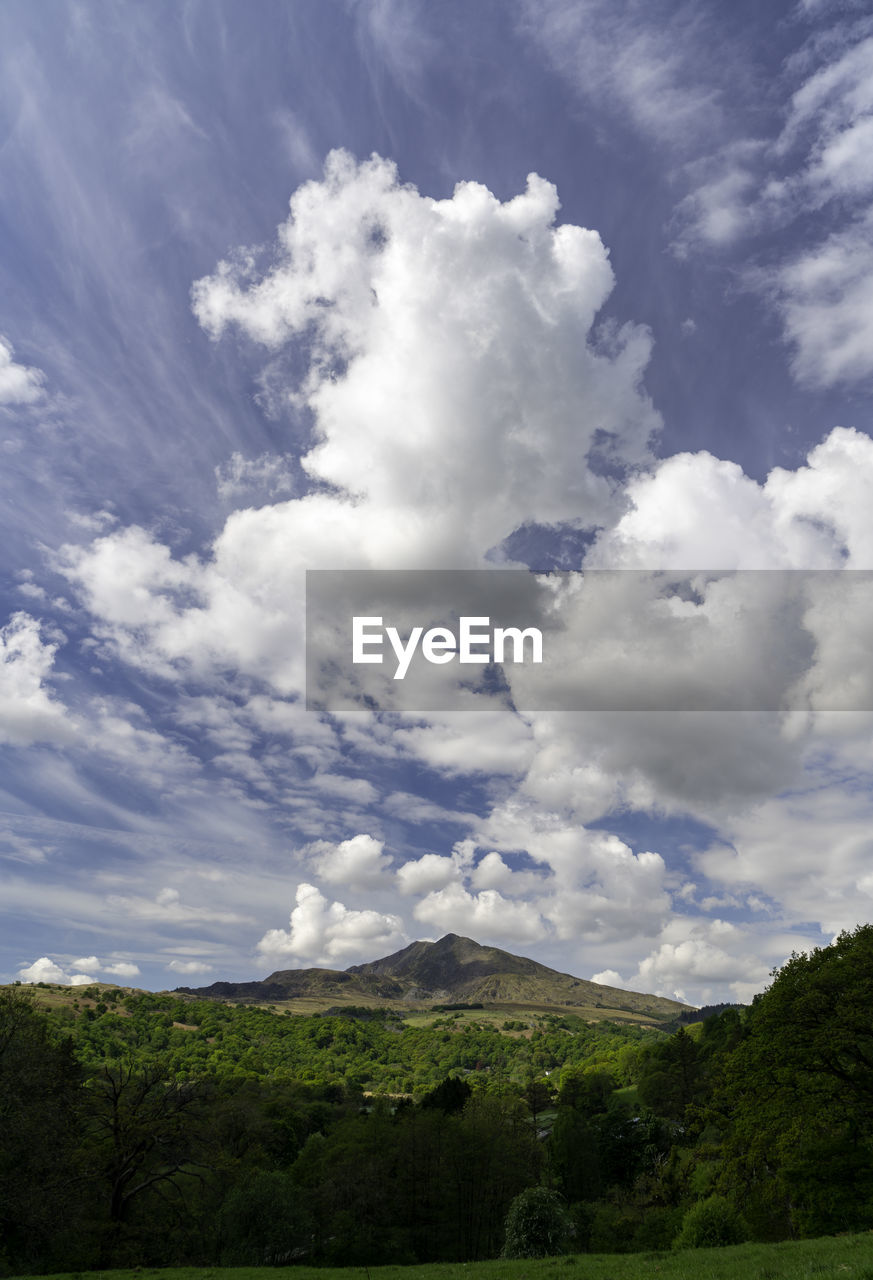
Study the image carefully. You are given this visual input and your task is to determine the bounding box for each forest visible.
[1,925,872,1273]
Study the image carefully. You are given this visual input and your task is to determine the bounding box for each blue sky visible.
[3,0,873,1004]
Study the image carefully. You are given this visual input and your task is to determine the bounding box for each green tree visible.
[421,1074,472,1112]
[220,1169,312,1263]
[637,1027,702,1120]
[83,1058,212,1262]
[0,989,86,1271]
[502,1186,572,1258]
[717,925,873,1238]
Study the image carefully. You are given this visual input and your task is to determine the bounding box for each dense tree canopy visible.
[3,927,873,1271]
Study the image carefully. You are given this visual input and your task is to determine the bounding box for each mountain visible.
[176,933,691,1022]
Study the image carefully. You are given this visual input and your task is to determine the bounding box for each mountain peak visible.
[177,933,693,1022]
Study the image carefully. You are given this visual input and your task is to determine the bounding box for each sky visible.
[2,0,873,1006]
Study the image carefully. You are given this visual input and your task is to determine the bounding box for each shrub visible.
[672,1194,750,1249]
[502,1186,573,1258]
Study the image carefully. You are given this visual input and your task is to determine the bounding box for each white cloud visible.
[309,833,392,889]
[775,213,873,387]
[396,851,462,896]
[674,28,873,387]
[413,882,547,945]
[0,612,77,746]
[107,886,253,926]
[591,968,627,989]
[257,881,404,964]
[308,774,379,805]
[470,851,531,893]
[18,956,95,985]
[695,782,873,938]
[167,958,214,975]
[543,842,672,945]
[192,148,656,545]
[395,707,535,777]
[586,426,873,572]
[29,146,873,1006]
[215,451,297,500]
[68,955,139,980]
[519,0,724,151]
[630,923,771,1004]
[0,336,45,404]
[59,154,660,709]
[18,956,67,983]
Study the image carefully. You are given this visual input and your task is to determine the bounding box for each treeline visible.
[52,991,653,1091]
[1,925,872,1272]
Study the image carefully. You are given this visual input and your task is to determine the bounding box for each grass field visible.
[14,1233,873,1280]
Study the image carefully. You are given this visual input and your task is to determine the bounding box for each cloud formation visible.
[0,613,76,746]
[8,132,873,1006]
[0,336,44,404]
[257,882,404,965]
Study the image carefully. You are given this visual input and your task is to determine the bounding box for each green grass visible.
[14,1233,873,1280]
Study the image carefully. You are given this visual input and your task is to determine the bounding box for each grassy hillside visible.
[13,1231,873,1280]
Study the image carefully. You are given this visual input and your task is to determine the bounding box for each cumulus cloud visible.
[35,148,873,1004]
[308,833,392,889]
[396,850,464,896]
[396,815,673,956]
[413,882,547,945]
[257,882,404,965]
[18,956,94,985]
[0,613,77,746]
[60,154,659,694]
[694,782,873,938]
[591,967,627,989]
[628,918,774,1003]
[395,707,535,777]
[542,839,672,946]
[194,151,655,550]
[0,336,45,404]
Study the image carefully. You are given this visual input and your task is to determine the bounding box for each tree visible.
[636,1027,703,1120]
[549,1105,601,1201]
[83,1058,212,1262]
[524,1077,553,1130]
[220,1169,312,1263]
[0,989,86,1271]
[502,1187,572,1258]
[420,1074,472,1113]
[717,925,873,1238]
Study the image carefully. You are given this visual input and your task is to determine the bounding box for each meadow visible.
[14,1232,873,1280]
